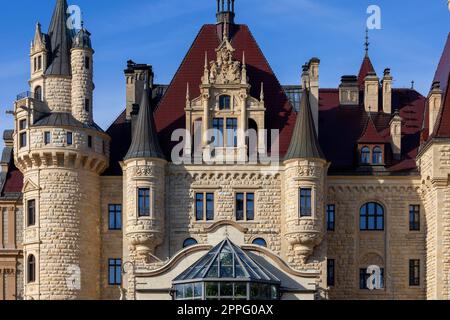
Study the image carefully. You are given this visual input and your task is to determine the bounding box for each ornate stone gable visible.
[205,37,243,85]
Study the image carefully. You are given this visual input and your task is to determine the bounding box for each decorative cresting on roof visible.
[125,84,164,160]
[173,238,280,285]
[358,114,386,144]
[202,35,246,85]
[45,0,75,76]
[284,88,325,161]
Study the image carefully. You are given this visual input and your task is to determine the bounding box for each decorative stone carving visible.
[134,166,154,177]
[208,39,242,85]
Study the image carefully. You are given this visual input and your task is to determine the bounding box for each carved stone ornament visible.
[209,39,242,85]
[285,229,323,263]
[134,166,154,177]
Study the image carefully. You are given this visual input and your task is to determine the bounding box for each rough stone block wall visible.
[327,178,426,300]
[44,77,72,113]
[71,49,93,124]
[100,176,123,300]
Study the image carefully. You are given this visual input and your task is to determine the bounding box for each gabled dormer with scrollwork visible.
[185,34,266,163]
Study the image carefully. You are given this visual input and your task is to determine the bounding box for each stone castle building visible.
[1,0,450,300]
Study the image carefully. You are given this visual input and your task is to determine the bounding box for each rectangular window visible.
[359,268,384,290]
[19,132,27,148]
[85,98,90,112]
[212,118,224,147]
[236,192,255,221]
[85,56,90,69]
[226,118,238,147]
[19,119,27,130]
[326,204,335,231]
[33,57,37,72]
[27,200,36,227]
[67,132,73,146]
[108,259,122,285]
[88,135,93,148]
[44,131,51,145]
[409,205,420,231]
[409,260,420,286]
[195,193,214,221]
[138,188,150,217]
[37,55,42,70]
[327,259,335,287]
[299,188,312,217]
[108,204,122,230]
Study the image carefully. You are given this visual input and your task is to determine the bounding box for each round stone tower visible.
[14,1,110,300]
[122,82,166,298]
[283,87,328,267]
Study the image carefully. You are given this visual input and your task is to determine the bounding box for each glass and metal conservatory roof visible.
[173,238,280,285]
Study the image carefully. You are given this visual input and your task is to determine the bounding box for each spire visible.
[365,28,370,57]
[260,82,265,102]
[125,82,164,160]
[357,29,376,88]
[217,0,235,25]
[285,87,325,161]
[202,52,210,84]
[241,51,247,84]
[46,0,75,76]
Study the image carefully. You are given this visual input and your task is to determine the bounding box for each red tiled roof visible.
[433,33,450,93]
[1,164,23,194]
[434,73,450,138]
[153,24,295,159]
[357,56,376,88]
[358,116,387,144]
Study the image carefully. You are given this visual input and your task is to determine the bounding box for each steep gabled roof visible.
[357,56,376,88]
[125,86,164,160]
[433,73,450,138]
[45,0,74,76]
[433,33,450,93]
[285,88,324,161]
[358,114,387,144]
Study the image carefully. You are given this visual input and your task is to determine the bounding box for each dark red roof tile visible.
[434,73,450,138]
[358,116,387,144]
[357,56,376,88]
[433,33,450,93]
[2,164,23,194]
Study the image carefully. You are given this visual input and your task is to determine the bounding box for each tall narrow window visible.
[108,259,122,285]
[360,202,384,231]
[299,188,312,217]
[226,118,238,147]
[235,192,255,221]
[212,118,224,147]
[327,204,336,231]
[409,260,420,286]
[27,200,36,227]
[195,193,214,221]
[219,95,231,110]
[67,132,73,146]
[27,255,36,283]
[20,132,27,148]
[138,188,150,217]
[85,98,90,112]
[85,56,90,69]
[33,57,37,72]
[327,259,335,287]
[409,205,420,231]
[361,147,370,164]
[195,193,204,221]
[108,204,122,230]
[88,135,93,148]
[372,146,383,164]
[34,86,42,101]
[37,55,42,70]
[44,131,51,145]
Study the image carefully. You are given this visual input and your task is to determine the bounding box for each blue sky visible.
[0,0,449,145]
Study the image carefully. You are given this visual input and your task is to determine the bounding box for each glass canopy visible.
[172,238,281,300]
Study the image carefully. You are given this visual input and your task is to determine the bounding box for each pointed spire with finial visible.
[186,82,191,105]
[46,0,75,76]
[125,79,164,160]
[260,82,265,103]
[365,28,370,57]
[358,28,376,88]
[241,51,247,84]
[202,52,210,84]
[284,85,325,161]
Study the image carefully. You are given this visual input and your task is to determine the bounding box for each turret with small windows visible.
[13,0,110,300]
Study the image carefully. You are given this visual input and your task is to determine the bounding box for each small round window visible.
[183,238,198,248]
[252,238,267,247]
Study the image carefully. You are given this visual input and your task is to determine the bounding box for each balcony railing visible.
[16,91,42,102]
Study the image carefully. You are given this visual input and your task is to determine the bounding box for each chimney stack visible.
[364,72,379,112]
[124,60,153,121]
[390,111,402,160]
[339,75,359,105]
[382,68,393,114]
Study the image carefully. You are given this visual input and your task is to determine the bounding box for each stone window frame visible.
[18,119,28,149]
[408,259,421,287]
[27,199,36,227]
[26,253,37,284]
[108,258,122,286]
[409,204,420,231]
[108,204,122,231]
[66,131,73,146]
[194,190,216,222]
[234,190,256,222]
[43,131,51,145]
[298,186,316,218]
[24,189,39,230]
[136,187,152,218]
[183,237,199,248]
[218,94,232,111]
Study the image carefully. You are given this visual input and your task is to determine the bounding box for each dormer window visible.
[361,147,370,164]
[219,95,231,110]
[372,146,383,164]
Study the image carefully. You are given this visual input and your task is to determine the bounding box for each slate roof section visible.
[433,33,450,93]
[45,0,75,76]
[33,112,104,132]
[433,73,450,138]
[285,88,324,161]
[125,85,164,160]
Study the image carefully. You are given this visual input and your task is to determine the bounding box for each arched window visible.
[372,147,383,164]
[361,147,370,164]
[34,86,42,101]
[252,238,267,247]
[183,238,198,248]
[360,202,384,231]
[219,95,231,110]
[27,255,36,283]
